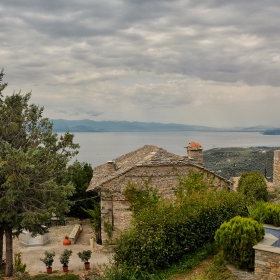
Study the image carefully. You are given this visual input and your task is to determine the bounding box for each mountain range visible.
[51,119,278,134]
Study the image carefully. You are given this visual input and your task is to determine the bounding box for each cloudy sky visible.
[1,0,280,128]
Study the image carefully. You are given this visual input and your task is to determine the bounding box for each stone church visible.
[86,142,232,244]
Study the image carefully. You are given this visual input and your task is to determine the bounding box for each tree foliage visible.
[61,160,94,219]
[0,69,79,276]
[237,171,268,202]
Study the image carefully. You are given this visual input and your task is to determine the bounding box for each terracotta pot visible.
[63,237,71,245]
[46,267,52,274]
[84,262,90,270]
[63,266,68,272]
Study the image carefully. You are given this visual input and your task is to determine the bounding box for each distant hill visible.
[51,119,220,132]
[241,125,276,132]
[263,128,280,135]
[51,119,277,133]
[204,147,279,182]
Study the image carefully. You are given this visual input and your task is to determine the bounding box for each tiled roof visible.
[188,142,202,149]
[87,145,192,191]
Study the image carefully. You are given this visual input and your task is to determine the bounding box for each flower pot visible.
[63,266,68,272]
[84,262,90,270]
[46,267,52,274]
[63,237,71,245]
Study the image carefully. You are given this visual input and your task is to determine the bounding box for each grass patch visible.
[12,272,79,280]
[158,243,215,279]
[188,253,238,280]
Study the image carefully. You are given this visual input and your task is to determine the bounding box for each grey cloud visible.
[54,108,103,118]
[84,110,103,117]
[1,0,280,126]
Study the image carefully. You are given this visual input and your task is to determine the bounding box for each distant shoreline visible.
[52,119,278,133]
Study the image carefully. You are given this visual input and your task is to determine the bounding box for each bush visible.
[124,180,160,213]
[90,243,215,280]
[237,171,268,202]
[13,271,32,280]
[247,201,280,226]
[215,216,264,270]
[113,189,247,272]
[264,203,280,226]
[14,253,27,273]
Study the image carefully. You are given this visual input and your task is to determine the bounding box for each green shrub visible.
[247,201,280,227]
[83,201,101,244]
[215,216,264,270]
[176,171,212,199]
[13,271,31,280]
[14,252,27,273]
[114,189,247,272]
[90,243,215,280]
[237,171,268,202]
[247,200,267,224]
[263,203,280,226]
[124,180,160,213]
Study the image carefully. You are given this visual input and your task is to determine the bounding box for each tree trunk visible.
[5,227,13,277]
[0,226,3,269]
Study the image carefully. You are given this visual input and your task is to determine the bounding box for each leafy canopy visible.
[61,160,94,219]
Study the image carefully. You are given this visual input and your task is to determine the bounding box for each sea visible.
[65,131,280,168]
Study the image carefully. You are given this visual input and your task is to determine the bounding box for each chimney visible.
[185,142,203,165]
[107,160,117,172]
[273,150,280,187]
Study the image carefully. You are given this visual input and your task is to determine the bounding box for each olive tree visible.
[0,69,79,276]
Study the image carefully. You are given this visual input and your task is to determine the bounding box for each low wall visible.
[19,230,50,247]
[253,233,280,279]
[264,224,280,247]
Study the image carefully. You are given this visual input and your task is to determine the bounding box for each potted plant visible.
[59,249,72,272]
[63,235,71,245]
[77,250,92,270]
[40,251,55,274]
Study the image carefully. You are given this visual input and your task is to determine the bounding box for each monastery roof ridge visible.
[87,144,233,192]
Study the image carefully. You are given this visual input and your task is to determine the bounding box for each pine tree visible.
[0,69,79,276]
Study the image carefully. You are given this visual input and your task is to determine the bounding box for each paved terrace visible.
[3,218,255,279]
[3,218,110,276]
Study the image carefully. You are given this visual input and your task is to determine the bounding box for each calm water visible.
[67,131,280,168]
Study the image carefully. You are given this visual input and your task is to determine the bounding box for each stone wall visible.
[254,233,280,279]
[100,164,231,244]
[274,150,280,187]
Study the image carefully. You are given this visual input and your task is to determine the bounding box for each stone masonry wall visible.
[254,249,280,279]
[254,233,280,280]
[274,150,280,187]
[100,165,231,244]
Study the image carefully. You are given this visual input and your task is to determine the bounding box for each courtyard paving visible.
[5,218,111,275]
